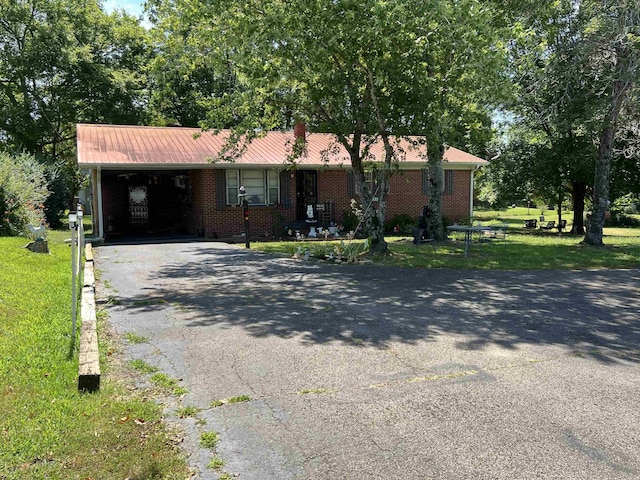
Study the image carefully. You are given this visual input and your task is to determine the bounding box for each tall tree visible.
[582,0,640,245]
[499,0,599,233]
[0,0,151,223]
[146,0,238,127]
[177,0,506,251]
[494,0,639,239]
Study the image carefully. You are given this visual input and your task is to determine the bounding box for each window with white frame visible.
[364,171,385,200]
[226,169,280,205]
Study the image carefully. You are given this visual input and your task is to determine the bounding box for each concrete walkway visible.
[96,241,640,479]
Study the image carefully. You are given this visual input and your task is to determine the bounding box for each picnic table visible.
[447,224,508,257]
[447,225,486,257]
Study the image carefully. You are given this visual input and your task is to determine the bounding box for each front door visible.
[296,170,318,222]
[128,186,149,232]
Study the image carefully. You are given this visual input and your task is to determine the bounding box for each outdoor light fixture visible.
[68,212,78,230]
[238,185,246,198]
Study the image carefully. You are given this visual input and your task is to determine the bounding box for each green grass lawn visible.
[0,231,190,479]
[253,225,640,270]
[3,216,637,477]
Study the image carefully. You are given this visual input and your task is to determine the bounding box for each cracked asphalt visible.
[95,240,640,479]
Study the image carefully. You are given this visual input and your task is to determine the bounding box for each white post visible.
[96,167,105,240]
[469,168,475,220]
[69,211,78,339]
[77,205,84,275]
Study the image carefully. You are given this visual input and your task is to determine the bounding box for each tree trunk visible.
[350,151,389,255]
[427,141,446,241]
[556,191,563,232]
[368,173,389,254]
[570,180,586,234]
[583,79,629,245]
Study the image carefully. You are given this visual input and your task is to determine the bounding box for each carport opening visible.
[102,170,193,239]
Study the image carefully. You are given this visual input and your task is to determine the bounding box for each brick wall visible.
[317,170,353,224]
[190,169,296,238]
[319,169,472,224]
[190,167,472,238]
[442,170,472,221]
[101,175,129,234]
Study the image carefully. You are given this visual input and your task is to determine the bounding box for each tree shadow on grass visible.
[102,243,640,365]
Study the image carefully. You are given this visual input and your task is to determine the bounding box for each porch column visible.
[96,167,105,240]
[469,168,476,219]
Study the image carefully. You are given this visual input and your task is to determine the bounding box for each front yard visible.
[0,232,190,480]
[253,228,640,270]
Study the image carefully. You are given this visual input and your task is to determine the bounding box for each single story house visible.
[76,124,488,241]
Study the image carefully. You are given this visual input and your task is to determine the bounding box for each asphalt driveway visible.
[95,241,640,479]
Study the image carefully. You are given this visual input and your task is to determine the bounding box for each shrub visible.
[611,194,639,215]
[43,163,71,229]
[384,214,417,234]
[342,207,359,232]
[605,212,640,228]
[0,152,50,236]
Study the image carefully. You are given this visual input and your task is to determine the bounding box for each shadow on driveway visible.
[107,245,640,365]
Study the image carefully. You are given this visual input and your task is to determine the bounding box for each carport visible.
[100,169,192,238]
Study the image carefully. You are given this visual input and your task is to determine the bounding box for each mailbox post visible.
[239,186,250,249]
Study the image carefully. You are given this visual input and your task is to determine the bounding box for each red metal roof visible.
[76,124,488,169]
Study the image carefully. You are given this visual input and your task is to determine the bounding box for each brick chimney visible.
[294,122,306,143]
[293,122,307,156]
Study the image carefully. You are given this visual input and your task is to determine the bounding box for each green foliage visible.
[150,373,188,395]
[199,431,221,449]
[226,395,251,404]
[42,164,71,229]
[176,405,201,418]
[157,0,508,249]
[384,214,417,234]
[0,152,50,236]
[341,208,359,233]
[605,214,640,228]
[0,235,189,479]
[129,359,160,374]
[253,222,640,270]
[124,331,148,344]
[146,0,238,127]
[606,196,640,227]
[208,456,225,469]
[0,0,152,214]
[611,194,639,215]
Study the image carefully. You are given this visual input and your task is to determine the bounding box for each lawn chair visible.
[558,219,567,232]
[540,220,556,230]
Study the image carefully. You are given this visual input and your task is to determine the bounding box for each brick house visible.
[76,124,488,241]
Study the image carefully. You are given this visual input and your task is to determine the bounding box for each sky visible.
[102,0,145,17]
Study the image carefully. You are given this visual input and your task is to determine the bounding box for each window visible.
[421,169,453,195]
[346,170,383,200]
[365,171,376,199]
[226,169,279,205]
[443,170,454,196]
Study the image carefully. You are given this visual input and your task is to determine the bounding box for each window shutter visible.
[279,171,291,208]
[216,170,226,210]
[347,171,355,198]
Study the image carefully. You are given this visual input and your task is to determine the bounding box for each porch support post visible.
[96,167,105,241]
[469,168,476,220]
